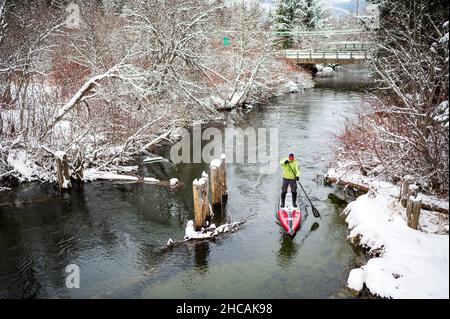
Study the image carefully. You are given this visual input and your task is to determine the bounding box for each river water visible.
[0,68,372,298]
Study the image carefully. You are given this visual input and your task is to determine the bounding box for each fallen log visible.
[324,177,369,193]
[165,220,245,251]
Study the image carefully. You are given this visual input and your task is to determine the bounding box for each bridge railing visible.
[281,50,368,61]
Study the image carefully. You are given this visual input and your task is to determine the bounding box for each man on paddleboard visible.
[280,153,301,208]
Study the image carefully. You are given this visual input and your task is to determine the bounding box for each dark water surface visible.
[0,68,371,298]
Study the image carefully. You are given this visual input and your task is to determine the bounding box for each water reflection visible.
[193,241,210,273]
[276,234,299,268]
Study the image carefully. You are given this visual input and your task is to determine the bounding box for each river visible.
[0,67,372,298]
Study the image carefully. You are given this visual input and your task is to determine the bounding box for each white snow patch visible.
[7,150,39,182]
[119,166,138,173]
[210,159,221,169]
[348,268,365,291]
[170,178,179,186]
[143,177,159,183]
[277,81,301,94]
[54,151,66,160]
[343,194,449,298]
[143,156,164,163]
[193,178,205,186]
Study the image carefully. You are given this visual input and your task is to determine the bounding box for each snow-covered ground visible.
[345,194,448,299]
[327,166,449,299]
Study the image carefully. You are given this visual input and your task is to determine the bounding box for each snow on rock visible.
[343,193,449,299]
[277,81,301,95]
[170,178,179,186]
[348,268,365,292]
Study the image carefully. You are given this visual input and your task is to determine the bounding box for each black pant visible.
[281,178,297,193]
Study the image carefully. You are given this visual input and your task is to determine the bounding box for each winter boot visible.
[292,192,298,207]
[281,192,287,207]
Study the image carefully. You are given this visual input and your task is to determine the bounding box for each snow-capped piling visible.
[193,174,212,231]
[210,154,228,207]
[193,177,207,230]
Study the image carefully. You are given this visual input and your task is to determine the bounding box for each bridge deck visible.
[281,50,368,65]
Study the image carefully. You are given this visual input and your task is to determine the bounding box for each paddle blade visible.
[312,206,320,218]
[310,222,320,232]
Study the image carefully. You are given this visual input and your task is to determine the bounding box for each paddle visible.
[285,161,321,218]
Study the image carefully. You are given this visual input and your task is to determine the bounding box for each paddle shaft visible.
[285,161,320,218]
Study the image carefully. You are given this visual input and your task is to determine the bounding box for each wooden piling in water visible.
[210,159,222,207]
[201,171,211,220]
[193,178,206,230]
[220,154,228,199]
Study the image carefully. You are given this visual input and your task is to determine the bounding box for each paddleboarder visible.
[279,153,301,208]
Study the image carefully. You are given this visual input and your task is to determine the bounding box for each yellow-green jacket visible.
[280,158,301,180]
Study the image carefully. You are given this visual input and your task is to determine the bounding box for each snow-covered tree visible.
[0,0,7,46]
[336,0,449,196]
[275,0,300,48]
[275,0,329,48]
[296,0,329,31]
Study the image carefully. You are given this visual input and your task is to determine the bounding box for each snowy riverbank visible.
[327,166,449,298]
[0,64,313,190]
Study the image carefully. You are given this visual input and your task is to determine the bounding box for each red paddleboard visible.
[277,208,302,237]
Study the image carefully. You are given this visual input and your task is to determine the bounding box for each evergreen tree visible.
[296,0,328,31]
[275,0,300,48]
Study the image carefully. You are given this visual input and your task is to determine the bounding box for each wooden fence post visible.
[406,184,421,230]
[400,180,410,207]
